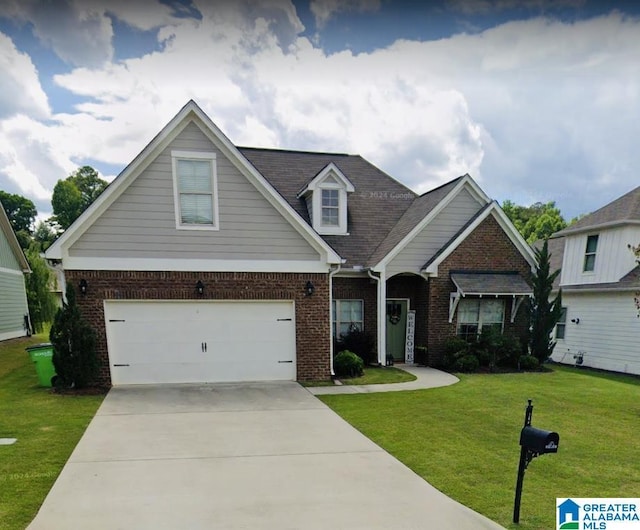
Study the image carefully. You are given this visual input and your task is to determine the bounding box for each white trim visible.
[62,256,330,273]
[296,162,355,197]
[555,219,640,237]
[422,203,537,276]
[373,175,490,271]
[46,100,341,265]
[171,150,220,231]
[0,266,25,276]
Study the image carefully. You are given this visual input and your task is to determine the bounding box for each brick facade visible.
[426,215,532,364]
[65,270,331,386]
[332,277,377,346]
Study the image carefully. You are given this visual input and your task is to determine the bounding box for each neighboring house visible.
[547,185,640,374]
[0,201,31,341]
[46,100,535,386]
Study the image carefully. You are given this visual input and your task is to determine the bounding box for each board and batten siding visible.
[386,188,484,277]
[0,270,29,340]
[551,291,640,375]
[68,122,320,261]
[560,225,640,286]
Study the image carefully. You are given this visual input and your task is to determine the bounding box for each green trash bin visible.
[26,343,56,387]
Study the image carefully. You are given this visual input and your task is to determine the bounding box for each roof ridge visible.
[238,146,352,157]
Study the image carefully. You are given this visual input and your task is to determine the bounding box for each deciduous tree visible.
[502,200,567,243]
[51,166,107,230]
[0,190,37,248]
[24,243,57,333]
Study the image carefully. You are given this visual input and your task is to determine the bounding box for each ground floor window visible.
[456,298,504,340]
[332,299,364,337]
[555,307,567,339]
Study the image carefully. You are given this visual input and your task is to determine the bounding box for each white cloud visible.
[0,33,50,119]
[310,0,381,28]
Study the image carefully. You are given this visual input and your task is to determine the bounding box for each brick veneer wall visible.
[64,270,330,386]
[332,277,377,349]
[426,215,532,365]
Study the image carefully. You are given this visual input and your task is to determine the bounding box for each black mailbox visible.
[520,426,559,454]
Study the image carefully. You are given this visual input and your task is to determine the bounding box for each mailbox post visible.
[513,399,559,523]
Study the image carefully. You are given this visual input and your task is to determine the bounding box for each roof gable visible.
[296,162,355,197]
[46,101,341,265]
[0,201,30,272]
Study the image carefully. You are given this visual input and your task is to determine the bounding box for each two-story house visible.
[46,100,536,386]
[548,185,640,374]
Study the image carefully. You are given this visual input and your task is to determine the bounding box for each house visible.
[0,200,31,341]
[45,100,535,386]
[547,185,640,375]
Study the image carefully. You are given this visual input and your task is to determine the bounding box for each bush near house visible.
[336,328,376,365]
[334,350,365,378]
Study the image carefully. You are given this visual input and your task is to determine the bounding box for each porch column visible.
[378,270,386,365]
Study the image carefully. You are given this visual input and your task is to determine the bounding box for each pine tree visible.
[50,284,97,388]
[529,240,563,363]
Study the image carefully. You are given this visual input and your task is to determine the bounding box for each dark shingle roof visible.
[556,185,640,235]
[451,272,532,296]
[238,147,418,266]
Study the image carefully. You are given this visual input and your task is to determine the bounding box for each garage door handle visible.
[113,364,130,367]
[278,360,293,363]
[277,318,292,321]
[109,319,125,322]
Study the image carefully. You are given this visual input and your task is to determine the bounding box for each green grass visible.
[301,365,417,386]
[319,365,640,530]
[0,333,104,530]
[341,365,417,385]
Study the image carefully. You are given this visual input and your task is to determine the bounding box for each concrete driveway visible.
[29,382,503,529]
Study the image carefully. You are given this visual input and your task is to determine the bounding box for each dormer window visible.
[296,162,355,235]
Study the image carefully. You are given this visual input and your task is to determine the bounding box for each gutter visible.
[328,264,342,376]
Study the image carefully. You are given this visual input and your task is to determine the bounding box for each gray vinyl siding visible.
[0,228,21,270]
[550,291,640,375]
[69,122,320,261]
[0,270,29,337]
[387,189,483,277]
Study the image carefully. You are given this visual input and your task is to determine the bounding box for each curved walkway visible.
[307,364,459,395]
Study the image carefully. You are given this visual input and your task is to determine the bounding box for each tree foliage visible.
[529,240,563,363]
[502,200,567,244]
[24,243,58,333]
[50,284,98,388]
[33,220,58,250]
[0,190,37,248]
[630,243,640,317]
[51,166,108,230]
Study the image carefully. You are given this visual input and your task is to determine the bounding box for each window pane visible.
[481,300,504,324]
[458,299,479,324]
[584,254,595,272]
[322,189,338,206]
[339,323,350,336]
[586,235,598,253]
[178,160,211,193]
[180,194,213,224]
[322,208,339,226]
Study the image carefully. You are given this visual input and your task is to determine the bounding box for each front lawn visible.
[301,365,416,386]
[319,365,640,530]
[0,333,104,530]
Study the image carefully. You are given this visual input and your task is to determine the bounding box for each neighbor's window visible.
[321,189,339,226]
[172,151,218,229]
[583,234,599,272]
[456,299,505,340]
[332,299,364,337]
[556,307,567,340]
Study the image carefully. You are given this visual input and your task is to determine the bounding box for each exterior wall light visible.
[79,279,88,295]
[196,280,205,296]
[305,281,315,296]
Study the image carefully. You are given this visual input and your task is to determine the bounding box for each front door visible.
[386,299,408,362]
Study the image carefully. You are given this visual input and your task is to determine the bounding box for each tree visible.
[51,166,107,230]
[33,220,58,251]
[502,200,567,244]
[0,190,37,248]
[629,243,640,317]
[24,243,58,333]
[529,240,563,363]
[50,284,98,388]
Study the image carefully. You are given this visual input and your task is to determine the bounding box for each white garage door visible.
[104,301,296,385]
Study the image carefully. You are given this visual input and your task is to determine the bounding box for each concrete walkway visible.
[28,379,504,530]
[307,364,460,395]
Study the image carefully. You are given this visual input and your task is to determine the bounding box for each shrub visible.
[518,355,540,371]
[455,354,480,373]
[441,336,470,370]
[50,284,97,388]
[334,350,364,378]
[337,327,376,365]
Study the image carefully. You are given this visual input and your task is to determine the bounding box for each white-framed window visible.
[456,298,504,340]
[555,307,567,340]
[172,150,219,230]
[321,189,340,227]
[583,234,598,272]
[332,299,364,338]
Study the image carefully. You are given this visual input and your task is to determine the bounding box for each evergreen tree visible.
[529,240,563,363]
[50,284,97,388]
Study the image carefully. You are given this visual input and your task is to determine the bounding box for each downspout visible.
[367,268,386,366]
[328,264,342,376]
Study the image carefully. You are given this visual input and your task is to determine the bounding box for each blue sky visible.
[0,0,639,222]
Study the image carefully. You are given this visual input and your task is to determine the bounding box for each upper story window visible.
[172,151,219,230]
[296,162,354,236]
[583,234,598,272]
[321,189,340,227]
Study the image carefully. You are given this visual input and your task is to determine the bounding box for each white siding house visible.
[548,185,640,374]
[0,202,31,341]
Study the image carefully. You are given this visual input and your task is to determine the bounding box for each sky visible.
[0,0,639,222]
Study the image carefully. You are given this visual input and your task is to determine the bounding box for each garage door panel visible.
[105,301,296,385]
